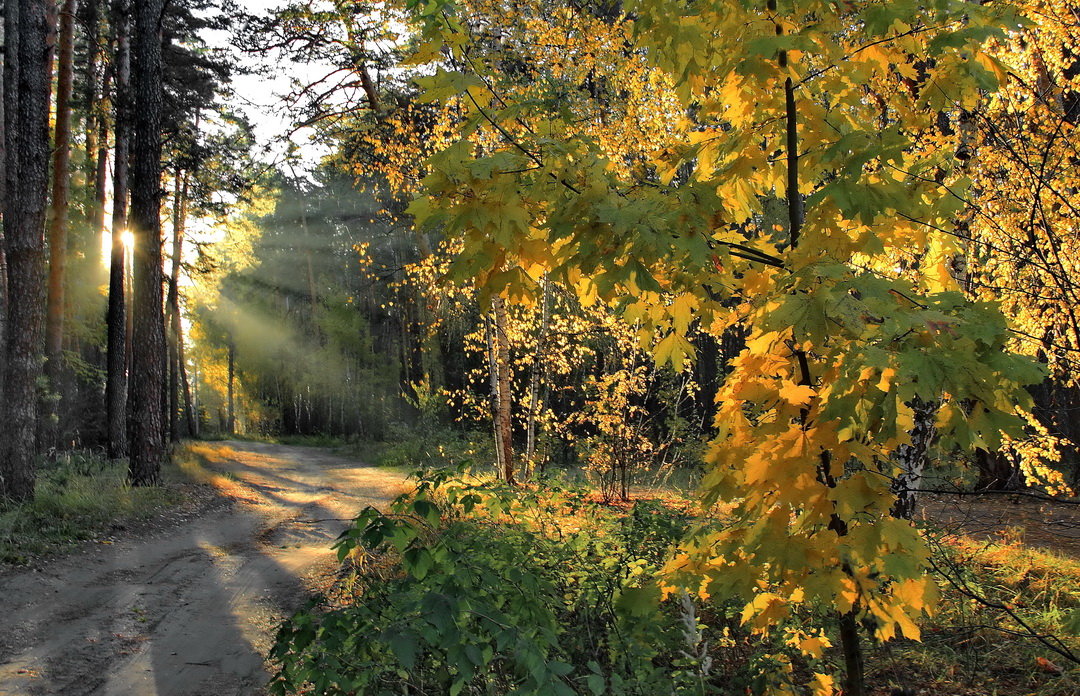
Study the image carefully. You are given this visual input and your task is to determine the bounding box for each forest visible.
[1,0,1079,694]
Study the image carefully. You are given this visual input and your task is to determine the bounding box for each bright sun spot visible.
[100,228,137,267]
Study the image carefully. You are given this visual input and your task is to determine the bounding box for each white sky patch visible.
[201,0,338,170]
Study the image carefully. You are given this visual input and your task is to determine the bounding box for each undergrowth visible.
[0,450,182,565]
[270,465,1080,695]
[867,531,1080,696]
[269,468,820,695]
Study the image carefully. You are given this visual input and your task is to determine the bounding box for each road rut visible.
[0,441,407,696]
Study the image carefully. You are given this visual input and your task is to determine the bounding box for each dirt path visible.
[0,441,409,696]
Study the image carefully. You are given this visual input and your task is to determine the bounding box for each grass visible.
[868,531,1080,696]
[0,450,185,565]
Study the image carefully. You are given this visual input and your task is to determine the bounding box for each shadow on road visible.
[0,440,407,696]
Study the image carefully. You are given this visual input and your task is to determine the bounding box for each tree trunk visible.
[492,296,514,485]
[178,328,196,437]
[524,277,551,474]
[975,448,1022,491]
[41,0,78,454]
[891,399,938,519]
[226,341,235,435]
[484,315,503,476]
[772,4,865,689]
[105,0,129,460]
[0,15,9,406]
[1,0,52,502]
[126,0,166,485]
[90,73,110,270]
[167,165,187,442]
[838,610,867,696]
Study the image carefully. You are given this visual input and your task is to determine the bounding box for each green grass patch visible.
[0,450,183,565]
[867,533,1080,696]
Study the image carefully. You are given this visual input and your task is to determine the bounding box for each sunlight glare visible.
[100,228,136,268]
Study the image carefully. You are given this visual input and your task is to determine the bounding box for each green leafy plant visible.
[269,468,740,695]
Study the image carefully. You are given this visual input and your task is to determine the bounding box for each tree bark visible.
[492,296,514,484]
[226,341,235,435]
[178,328,196,437]
[524,277,551,473]
[1,0,52,502]
[41,0,78,454]
[891,399,938,519]
[0,15,9,406]
[126,0,166,485]
[90,71,110,268]
[105,0,129,460]
[484,315,503,476]
[167,165,187,441]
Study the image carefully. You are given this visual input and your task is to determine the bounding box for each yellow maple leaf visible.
[811,672,836,696]
[779,381,816,406]
[876,367,897,392]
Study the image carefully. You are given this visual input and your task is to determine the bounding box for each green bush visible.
[372,422,494,471]
[268,469,734,695]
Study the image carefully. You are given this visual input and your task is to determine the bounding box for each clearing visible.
[0,441,407,696]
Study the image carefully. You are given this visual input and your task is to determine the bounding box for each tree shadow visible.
[0,440,403,695]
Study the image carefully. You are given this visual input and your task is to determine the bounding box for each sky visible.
[202,0,335,171]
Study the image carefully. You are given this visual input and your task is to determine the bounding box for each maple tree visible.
[392,0,1051,692]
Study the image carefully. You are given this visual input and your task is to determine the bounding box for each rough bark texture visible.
[105,0,129,460]
[0,16,9,405]
[167,167,187,441]
[41,0,78,453]
[1,0,51,502]
[79,0,100,150]
[126,0,167,485]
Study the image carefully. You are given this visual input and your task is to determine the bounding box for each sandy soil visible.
[0,441,409,696]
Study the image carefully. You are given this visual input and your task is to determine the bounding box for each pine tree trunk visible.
[79,0,100,149]
[167,165,187,442]
[178,328,196,437]
[91,73,109,266]
[105,0,129,461]
[1,0,52,502]
[0,16,9,406]
[126,0,166,485]
[41,0,78,454]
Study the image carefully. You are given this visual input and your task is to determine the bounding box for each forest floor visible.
[0,440,408,696]
[919,491,1080,557]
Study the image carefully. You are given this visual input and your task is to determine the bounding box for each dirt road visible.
[0,441,408,696]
